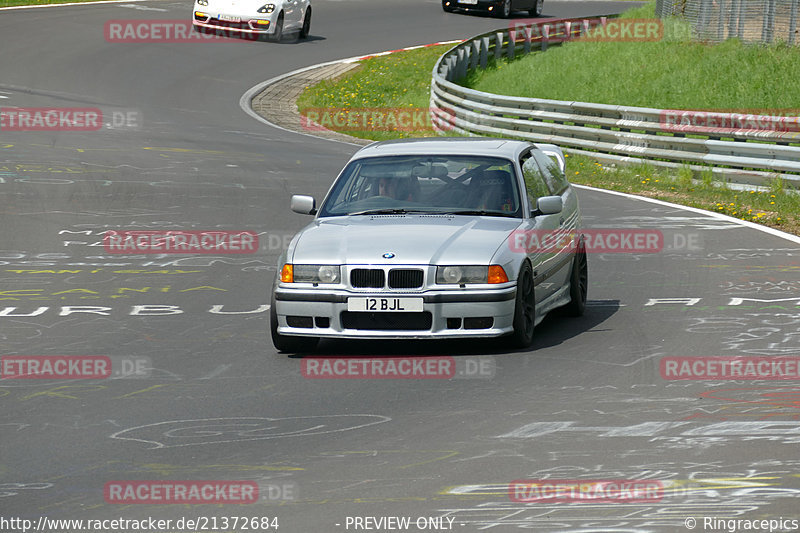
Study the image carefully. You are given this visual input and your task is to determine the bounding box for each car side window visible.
[521,153,549,207]
[533,151,568,195]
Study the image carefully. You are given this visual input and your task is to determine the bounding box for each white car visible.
[193,0,311,41]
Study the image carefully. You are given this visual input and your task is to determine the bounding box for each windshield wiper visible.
[440,210,519,218]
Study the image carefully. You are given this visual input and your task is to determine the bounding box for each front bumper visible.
[273,286,517,339]
[192,12,274,35]
[446,0,503,13]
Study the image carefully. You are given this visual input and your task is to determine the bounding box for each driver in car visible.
[377,176,418,201]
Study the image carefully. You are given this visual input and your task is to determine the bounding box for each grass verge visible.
[565,153,799,234]
[296,13,799,235]
[296,44,456,142]
[466,2,800,111]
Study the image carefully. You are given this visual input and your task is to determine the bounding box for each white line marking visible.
[116,2,167,10]
[573,184,800,245]
[0,0,145,10]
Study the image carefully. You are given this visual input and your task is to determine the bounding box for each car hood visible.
[290,215,523,265]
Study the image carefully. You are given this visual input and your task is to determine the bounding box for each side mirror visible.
[532,195,562,216]
[291,195,316,215]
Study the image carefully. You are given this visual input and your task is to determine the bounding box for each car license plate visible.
[347,297,423,312]
[459,0,478,4]
[218,14,241,21]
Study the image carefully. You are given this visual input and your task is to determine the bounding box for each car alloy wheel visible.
[509,261,535,348]
[529,0,543,17]
[564,239,588,317]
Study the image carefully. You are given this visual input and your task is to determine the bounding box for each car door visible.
[532,150,578,294]
[519,151,562,304]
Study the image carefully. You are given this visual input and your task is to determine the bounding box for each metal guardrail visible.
[429,16,800,186]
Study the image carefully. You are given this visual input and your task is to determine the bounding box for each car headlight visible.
[436,265,508,284]
[282,264,341,284]
[257,4,275,13]
[196,0,208,5]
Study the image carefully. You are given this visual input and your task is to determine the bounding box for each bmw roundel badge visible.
[382,252,395,259]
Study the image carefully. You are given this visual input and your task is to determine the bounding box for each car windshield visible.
[318,155,523,218]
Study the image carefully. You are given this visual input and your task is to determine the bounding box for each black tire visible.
[270,293,319,353]
[442,0,454,12]
[270,12,284,42]
[508,261,535,348]
[496,0,511,18]
[529,0,543,17]
[299,8,311,38]
[563,240,588,317]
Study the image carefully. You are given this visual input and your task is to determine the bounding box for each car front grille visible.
[350,269,385,288]
[341,311,432,331]
[209,19,250,30]
[388,269,424,289]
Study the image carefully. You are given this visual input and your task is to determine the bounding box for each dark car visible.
[442,0,543,18]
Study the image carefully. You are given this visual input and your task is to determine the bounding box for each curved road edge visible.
[240,40,464,146]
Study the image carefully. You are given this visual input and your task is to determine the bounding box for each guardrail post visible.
[480,36,489,69]
[541,24,549,51]
[470,40,480,69]
[446,56,457,81]
[457,48,467,80]
[494,32,504,61]
[507,30,515,59]
[580,19,591,40]
[523,25,532,54]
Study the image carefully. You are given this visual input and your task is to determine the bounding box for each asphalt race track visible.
[2,0,800,531]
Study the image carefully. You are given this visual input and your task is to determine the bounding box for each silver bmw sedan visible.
[271,138,587,353]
